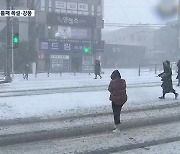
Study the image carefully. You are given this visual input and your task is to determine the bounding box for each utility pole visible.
[5,0,12,82]
[178,0,180,59]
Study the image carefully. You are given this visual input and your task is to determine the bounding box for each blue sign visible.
[39,38,104,53]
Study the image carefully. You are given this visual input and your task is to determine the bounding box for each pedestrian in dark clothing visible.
[108,70,127,133]
[176,60,180,86]
[94,60,102,79]
[23,64,29,80]
[158,60,178,99]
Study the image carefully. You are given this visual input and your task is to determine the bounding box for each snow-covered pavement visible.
[0,69,180,153]
[0,68,173,92]
[0,68,179,120]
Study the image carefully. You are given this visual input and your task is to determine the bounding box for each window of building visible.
[53,26,90,39]
[97,5,101,12]
[83,11,89,15]
[78,11,83,15]
[61,9,66,13]
[92,5,95,12]
[72,11,78,14]
[91,12,95,16]
[40,0,45,11]
[55,9,60,13]
[67,10,72,14]
[97,5,102,16]
[48,0,52,12]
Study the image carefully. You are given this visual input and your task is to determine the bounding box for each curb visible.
[0,114,180,147]
[0,101,179,126]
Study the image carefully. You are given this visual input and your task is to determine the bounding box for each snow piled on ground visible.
[0,68,179,120]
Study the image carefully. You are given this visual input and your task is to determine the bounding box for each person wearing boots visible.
[108,70,127,133]
[176,60,180,86]
[94,60,102,79]
[158,60,178,99]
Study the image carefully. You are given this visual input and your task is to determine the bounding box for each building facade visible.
[33,0,104,73]
[103,44,146,68]
[102,26,155,64]
[153,21,178,63]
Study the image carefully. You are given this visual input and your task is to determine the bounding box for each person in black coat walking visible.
[23,64,29,80]
[158,60,178,99]
[176,60,180,86]
[94,60,102,79]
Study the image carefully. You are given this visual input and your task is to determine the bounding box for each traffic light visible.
[13,33,19,48]
[84,47,91,53]
[13,18,19,48]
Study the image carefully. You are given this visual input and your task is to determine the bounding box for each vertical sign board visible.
[50,55,69,72]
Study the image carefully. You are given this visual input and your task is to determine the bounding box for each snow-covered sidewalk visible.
[0,68,179,121]
[0,68,174,92]
[0,86,180,120]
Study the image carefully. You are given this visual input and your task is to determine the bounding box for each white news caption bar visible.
[0,10,35,17]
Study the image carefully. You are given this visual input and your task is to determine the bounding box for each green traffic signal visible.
[13,33,19,48]
[84,47,90,53]
[13,37,19,43]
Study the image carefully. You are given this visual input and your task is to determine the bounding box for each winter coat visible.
[94,61,101,75]
[158,63,174,93]
[108,78,127,105]
[177,61,180,80]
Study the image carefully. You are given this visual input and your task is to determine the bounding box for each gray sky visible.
[104,0,177,31]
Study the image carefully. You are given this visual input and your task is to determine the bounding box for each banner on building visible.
[39,38,104,53]
[47,12,95,27]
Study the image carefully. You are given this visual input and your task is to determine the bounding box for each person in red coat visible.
[108,70,127,133]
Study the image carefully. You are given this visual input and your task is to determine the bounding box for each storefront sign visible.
[47,13,95,27]
[50,54,69,71]
[39,38,104,53]
[51,55,69,59]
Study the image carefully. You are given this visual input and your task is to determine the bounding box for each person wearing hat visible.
[108,70,127,133]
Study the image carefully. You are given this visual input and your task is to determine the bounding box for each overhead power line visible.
[104,22,172,28]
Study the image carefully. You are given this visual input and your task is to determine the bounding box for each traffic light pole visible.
[178,0,180,59]
[5,0,12,82]
[11,18,14,79]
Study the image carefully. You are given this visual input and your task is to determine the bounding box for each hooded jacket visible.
[108,70,127,105]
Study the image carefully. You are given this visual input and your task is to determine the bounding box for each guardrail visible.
[0,70,5,80]
[138,62,177,76]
